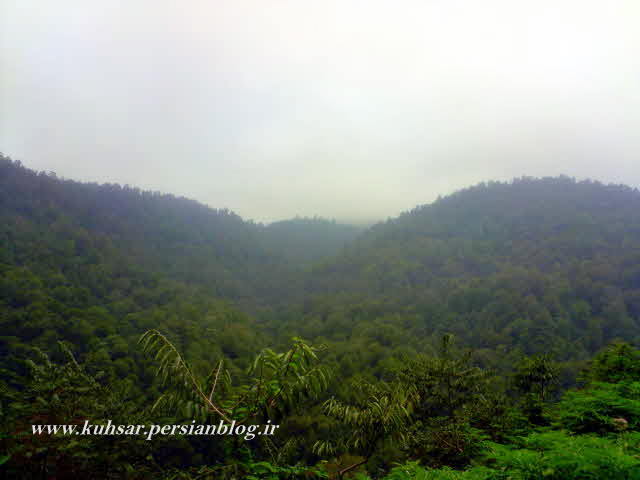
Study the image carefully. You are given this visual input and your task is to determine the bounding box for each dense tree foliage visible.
[4,154,640,478]
[270,175,640,374]
[259,217,362,266]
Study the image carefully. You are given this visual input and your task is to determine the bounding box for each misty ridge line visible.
[2,154,369,228]
[3,2,639,225]
[4,154,636,229]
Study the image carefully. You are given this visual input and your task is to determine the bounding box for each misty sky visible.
[1,1,639,223]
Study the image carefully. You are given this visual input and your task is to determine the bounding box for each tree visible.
[513,354,559,425]
[396,335,492,468]
[139,329,330,425]
[313,378,412,478]
[586,342,640,383]
[514,354,559,403]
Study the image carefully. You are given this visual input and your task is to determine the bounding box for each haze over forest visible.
[5,155,640,478]
[4,2,640,479]
[2,1,640,223]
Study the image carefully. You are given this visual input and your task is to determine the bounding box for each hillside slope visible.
[259,217,362,265]
[5,153,640,367]
[269,177,640,366]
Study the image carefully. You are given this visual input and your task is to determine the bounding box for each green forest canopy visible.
[3,153,640,478]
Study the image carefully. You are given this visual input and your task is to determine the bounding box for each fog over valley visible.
[4,2,640,479]
[2,1,640,222]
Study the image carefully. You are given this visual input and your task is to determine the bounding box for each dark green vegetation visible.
[3,153,640,478]
[259,217,362,267]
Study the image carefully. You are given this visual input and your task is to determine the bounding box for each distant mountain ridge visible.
[307,176,640,292]
[0,154,359,303]
[282,176,640,363]
[4,153,640,363]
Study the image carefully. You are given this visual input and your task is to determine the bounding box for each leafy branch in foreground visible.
[139,329,232,422]
[238,337,331,421]
[139,329,331,423]
[314,379,413,478]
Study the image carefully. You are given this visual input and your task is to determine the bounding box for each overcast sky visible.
[1,1,639,223]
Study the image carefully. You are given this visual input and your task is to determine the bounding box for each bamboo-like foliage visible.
[314,379,413,477]
[139,329,232,422]
[139,330,330,424]
[237,337,331,420]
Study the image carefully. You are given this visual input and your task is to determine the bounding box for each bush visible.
[555,382,640,434]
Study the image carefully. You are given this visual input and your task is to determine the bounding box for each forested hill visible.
[308,176,640,293]
[259,217,362,265]
[0,154,357,304]
[5,153,640,365]
[0,154,359,423]
[7,154,640,478]
[269,176,640,365]
[0,155,265,299]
